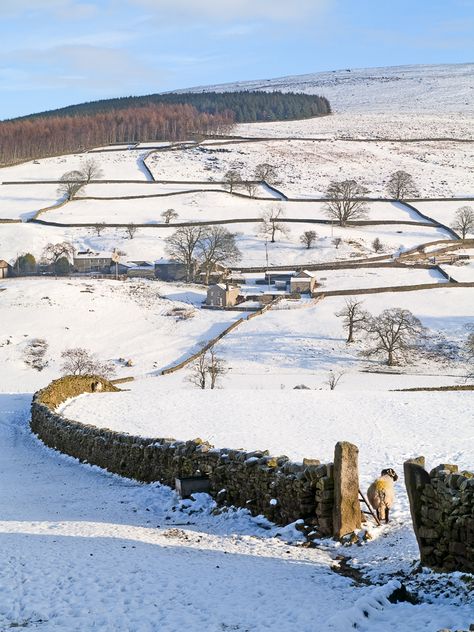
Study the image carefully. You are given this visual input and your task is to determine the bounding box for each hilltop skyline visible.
[0,0,473,119]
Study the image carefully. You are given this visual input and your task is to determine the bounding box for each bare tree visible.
[254,163,279,185]
[57,170,86,200]
[333,237,342,249]
[386,170,419,200]
[466,325,474,379]
[197,226,241,284]
[451,206,474,239]
[42,242,75,267]
[125,223,138,239]
[165,226,205,282]
[161,208,179,224]
[187,352,208,389]
[324,180,370,226]
[223,169,243,194]
[361,308,426,366]
[326,371,344,390]
[300,230,318,249]
[208,346,227,389]
[93,222,107,236]
[258,206,290,243]
[245,181,258,198]
[81,158,104,183]
[336,298,369,343]
[372,237,384,253]
[60,347,115,378]
[187,346,227,389]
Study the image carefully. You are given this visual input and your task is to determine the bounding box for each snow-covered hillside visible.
[183,63,474,114]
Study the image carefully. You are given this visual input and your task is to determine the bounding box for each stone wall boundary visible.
[313,281,474,297]
[30,375,341,532]
[404,457,474,573]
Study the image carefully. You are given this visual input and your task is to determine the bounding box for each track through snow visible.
[0,396,472,631]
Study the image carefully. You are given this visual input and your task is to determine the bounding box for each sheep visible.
[367,468,398,523]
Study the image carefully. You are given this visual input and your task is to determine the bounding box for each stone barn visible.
[290,270,317,294]
[206,284,240,308]
[0,260,9,279]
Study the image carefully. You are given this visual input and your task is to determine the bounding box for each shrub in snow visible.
[60,347,116,379]
[24,338,49,371]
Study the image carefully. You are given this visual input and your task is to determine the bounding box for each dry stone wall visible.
[30,376,336,532]
[404,457,474,573]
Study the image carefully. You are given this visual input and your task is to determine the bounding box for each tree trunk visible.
[387,350,394,366]
[347,324,353,343]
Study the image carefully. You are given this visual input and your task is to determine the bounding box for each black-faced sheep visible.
[367,468,398,523]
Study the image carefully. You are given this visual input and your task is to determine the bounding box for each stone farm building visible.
[206,284,240,308]
[0,260,9,279]
[73,251,112,274]
[290,270,318,294]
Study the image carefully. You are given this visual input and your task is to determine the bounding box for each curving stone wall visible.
[30,376,340,533]
[404,457,474,573]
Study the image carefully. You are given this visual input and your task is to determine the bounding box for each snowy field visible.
[189,63,474,115]
[146,138,474,198]
[412,201,474,235]
[0,183,62,221]
[0,278,246,392]
[0,150,151,182]
[44,195,433,225]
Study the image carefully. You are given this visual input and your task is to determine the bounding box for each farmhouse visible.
[0,260,10,279]
[73,250,112,274]
[290,270,318,294]
[206,283,240,308]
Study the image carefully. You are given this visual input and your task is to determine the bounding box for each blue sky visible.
[0,0,473,119]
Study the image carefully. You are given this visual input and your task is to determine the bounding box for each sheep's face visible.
[381,468,398,481]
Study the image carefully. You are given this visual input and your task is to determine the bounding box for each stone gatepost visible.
[333,441,361,538]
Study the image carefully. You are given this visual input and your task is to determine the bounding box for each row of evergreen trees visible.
[13,91,331,124]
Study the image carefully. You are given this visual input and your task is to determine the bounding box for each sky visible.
[0,0,473,119]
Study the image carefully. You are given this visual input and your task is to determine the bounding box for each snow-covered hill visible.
[180,63,474,114]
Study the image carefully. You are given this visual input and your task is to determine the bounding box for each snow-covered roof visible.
[74,251,113,260]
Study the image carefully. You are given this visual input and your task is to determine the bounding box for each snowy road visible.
[0,395,471,631]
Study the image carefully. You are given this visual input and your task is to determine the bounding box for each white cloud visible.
[128,0,329,22]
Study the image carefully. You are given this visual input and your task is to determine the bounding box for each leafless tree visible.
[57,170,86,200]
[125,223,138,239]
[161,208,179,224]
[223,169,243,194]
[165,226,205,282]
[258,206,290,243]
[208,346,227,389]
[81,158,104,183]
[245,181,258,198]
[93,222,107,236]
[187,351,208,389]
[254,163,279,185]
[361,308,426,366]
[386,170,419,200]
[187,346,227,389]
[451,206,474,239]
[333,237,342,249]
[372,237,384,253]
[324,180,370,226]
[60,347,115,378]
[326,371,344,390]
[197,226,241,284]
[336,298,369,343]
[41,241,75,266]
[466,324,474,379]
[300,230,318,249]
